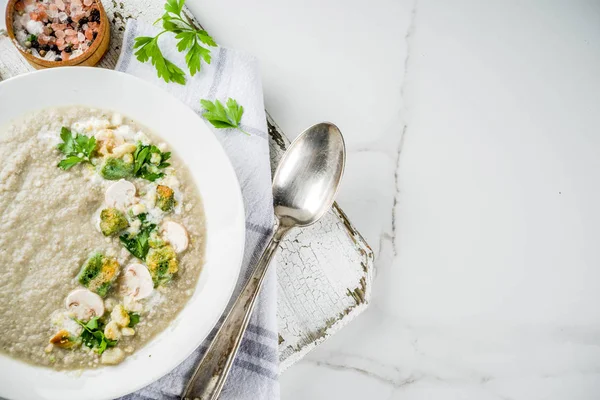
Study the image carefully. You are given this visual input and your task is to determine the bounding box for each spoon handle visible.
[182,225,289,400]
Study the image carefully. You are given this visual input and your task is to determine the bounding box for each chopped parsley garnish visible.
[128,312,141,328]
[200,98,248,135]
[56,127,97,170]
[132,142,171,182]
[119,213,157,259]
[75,317,117,355]
[133,0,217,84]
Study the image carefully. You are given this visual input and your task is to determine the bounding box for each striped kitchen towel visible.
[116,19,280,400]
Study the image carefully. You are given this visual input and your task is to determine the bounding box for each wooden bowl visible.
[4,0,110,69]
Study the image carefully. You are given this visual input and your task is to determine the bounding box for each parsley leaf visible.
[128,312,141,328]
[132,142,171,182]
[200,98,249,135]
[119,214,157,259]
[134,0,216,84]
[134,36,186,85]
[164,0,185,15]
[56,127,97,170]
[75,317,117,355]
[58,156,84,170]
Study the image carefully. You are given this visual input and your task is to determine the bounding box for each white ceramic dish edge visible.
[0,67,246,400]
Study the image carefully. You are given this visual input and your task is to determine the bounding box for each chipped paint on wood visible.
[267,116,374,372]
[0,0,374,372]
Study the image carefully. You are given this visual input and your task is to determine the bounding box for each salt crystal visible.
[71,4,82,16]
[19,13,30,27]
[25,19,44,35]
[15,30,28,43]
[57,11,67,22]
[47,8,58,18]
[77,32,85,42]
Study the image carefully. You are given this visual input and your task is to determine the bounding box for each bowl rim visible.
[4,0,109,67]
[0,67,247,400]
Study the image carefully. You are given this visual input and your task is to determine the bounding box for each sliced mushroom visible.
[65,288,105,321]
[105,179,136,209]
[161,221,189,253]
[122,263,153,300]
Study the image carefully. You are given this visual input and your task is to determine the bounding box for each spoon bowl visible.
[273,122,346,228]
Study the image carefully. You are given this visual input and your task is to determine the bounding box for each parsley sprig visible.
[200,98,249,135]
[134,0,217,84]
[120,214,157,259]
[75,317,117,355]
[56,127,97,170]
[133,142,171,182]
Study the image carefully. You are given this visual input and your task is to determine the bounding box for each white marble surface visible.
[3,0,600,398]
[189,0,600,399]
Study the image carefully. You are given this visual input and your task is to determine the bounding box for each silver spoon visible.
[182,122,346,400]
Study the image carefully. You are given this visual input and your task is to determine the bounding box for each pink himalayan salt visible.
[47,3,58,17]
[14,0,100,61]
[51,22,67,31]
[71,4,83,16]
[37,34,52,44]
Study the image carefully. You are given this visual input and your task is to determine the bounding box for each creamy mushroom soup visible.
[0,107,206,369]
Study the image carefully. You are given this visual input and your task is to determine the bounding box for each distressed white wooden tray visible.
[0,0,373,372]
